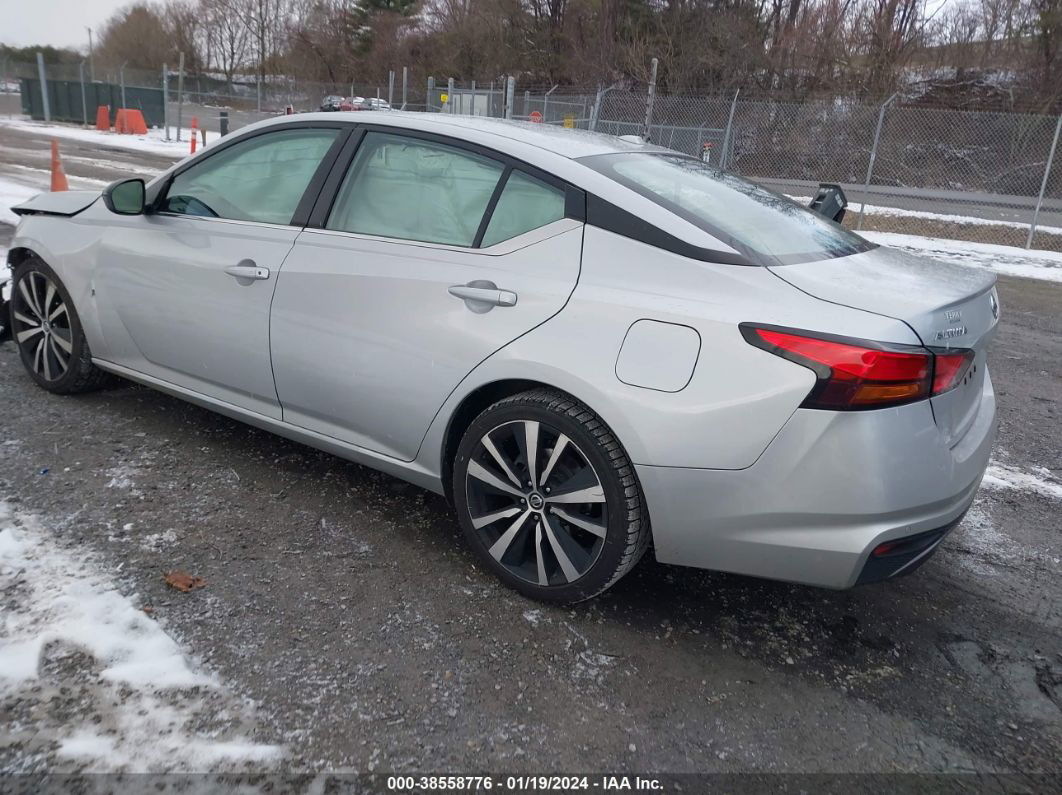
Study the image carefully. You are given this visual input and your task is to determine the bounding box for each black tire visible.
[453,388,650,603]
[9,256,112,394]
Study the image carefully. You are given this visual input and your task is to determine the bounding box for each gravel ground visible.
[0,212,1059,779]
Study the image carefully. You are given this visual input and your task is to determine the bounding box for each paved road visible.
[1,205,1060,777]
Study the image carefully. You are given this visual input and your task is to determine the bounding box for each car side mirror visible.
[102,178,146,215]
[808,183,847,223]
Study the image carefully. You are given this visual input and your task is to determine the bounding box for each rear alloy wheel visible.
[10,258,111,394]
[453,389,650,603]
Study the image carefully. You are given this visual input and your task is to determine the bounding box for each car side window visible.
[326,132,504,246]
[480,171,566,247]
[161,128,339,225]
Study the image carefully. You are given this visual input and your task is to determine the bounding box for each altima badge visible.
[989,293,999,319]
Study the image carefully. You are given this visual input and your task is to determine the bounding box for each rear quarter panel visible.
[419,226,924,472]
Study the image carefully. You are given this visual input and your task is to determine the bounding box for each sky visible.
[3,0,131,50]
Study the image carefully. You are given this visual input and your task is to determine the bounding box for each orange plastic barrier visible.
[125,109,148,134]
[113,109,148,135]
[95,105,110,131]
[50,139,69,192]
[190,116,198,154]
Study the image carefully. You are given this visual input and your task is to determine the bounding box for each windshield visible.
[580,152,874,266]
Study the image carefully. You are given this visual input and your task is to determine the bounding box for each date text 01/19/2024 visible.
[386,775,664,791]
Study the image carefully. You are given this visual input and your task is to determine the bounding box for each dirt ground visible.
[1,205,1060,781]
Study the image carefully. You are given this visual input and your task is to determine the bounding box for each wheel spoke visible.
[539,434,569,488]
[548,485,605,505]
[542,515,580,583]
[468,460,525,498]
[471,505,522,530]
[535,523,548,585]
[488,510,531,561]
[14,311,40,327]
[17,325,44,343]
[36,338,49,378]
[51,328,73,354]
[49,336,69,373]
[550,506,607,538]
[524,421,540,486]
[482,434,522,489]
[43,281,56,320]
[19,278,43,319]
[49,302,68,322]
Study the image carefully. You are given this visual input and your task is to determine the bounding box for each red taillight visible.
[932,350,975,395]
[740,324,973,411]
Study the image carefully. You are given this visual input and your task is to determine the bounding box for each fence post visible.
[120,62,127,108]
[176,51,185,141]
[388,70,394,107]
[36,52,51,122]
[721,88,740,170]
[79,61,88,126]
[857,92,898,231]
[162,63,169,141]
[505,76,515,120]
[523,90,530,117]
[1027,115,1062,249]
[401,67,408,110]
[543,84,557,122]
[427,76,435,111]
[470,80,476,115]
[642,57,658,141]
[447,77,455,114]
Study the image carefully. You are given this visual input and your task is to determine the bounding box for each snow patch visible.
[0,116,206,158]
[982,462,1062,500]
[861,231,1062,283]
[0,501,283,771]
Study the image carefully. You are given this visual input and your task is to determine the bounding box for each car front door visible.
[270,128,585,460]
[92,124,347,418]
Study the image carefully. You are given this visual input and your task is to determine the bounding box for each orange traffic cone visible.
[50,139,69,192]
[95,105,110,131]
[190,117,198,154]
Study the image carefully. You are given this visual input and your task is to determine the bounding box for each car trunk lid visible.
[767,245,999,445]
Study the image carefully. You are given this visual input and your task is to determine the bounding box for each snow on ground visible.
[0,116,207,158]
[982,462,1062,500]
[788,195,1062,239]
[862,231,1062,283]
[0,501,283,772]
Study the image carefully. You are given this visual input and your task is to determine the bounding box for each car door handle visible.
[225,263,270,281]
[448,283,518,308]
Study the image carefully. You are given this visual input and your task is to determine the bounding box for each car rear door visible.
[92,123,349,418]
[269,127,585,461]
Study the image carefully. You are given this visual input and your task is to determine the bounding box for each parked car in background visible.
[7,112,998,603]
[319,95,344,112]
[339,97,392,112]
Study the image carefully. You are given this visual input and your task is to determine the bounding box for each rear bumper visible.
[637,370,996,589]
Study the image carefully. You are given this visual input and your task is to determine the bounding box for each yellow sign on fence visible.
[563,114,575,129]
[440,93,449,104]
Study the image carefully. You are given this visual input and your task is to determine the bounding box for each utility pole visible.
[120,62,127,108]
[86,27,95,82]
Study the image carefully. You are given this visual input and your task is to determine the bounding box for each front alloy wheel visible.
[453,389,650,603]
[10,258,111,394]
[12,269,74,382]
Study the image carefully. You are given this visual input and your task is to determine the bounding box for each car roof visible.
[253,110,669,160]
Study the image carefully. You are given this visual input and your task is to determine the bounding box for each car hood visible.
[12,190,100,217]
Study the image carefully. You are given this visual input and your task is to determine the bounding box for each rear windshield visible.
[580,152,874,266]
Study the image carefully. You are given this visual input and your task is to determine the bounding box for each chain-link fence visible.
[6,57,1062,251]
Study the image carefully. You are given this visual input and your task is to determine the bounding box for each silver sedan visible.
[7,113,998,602]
